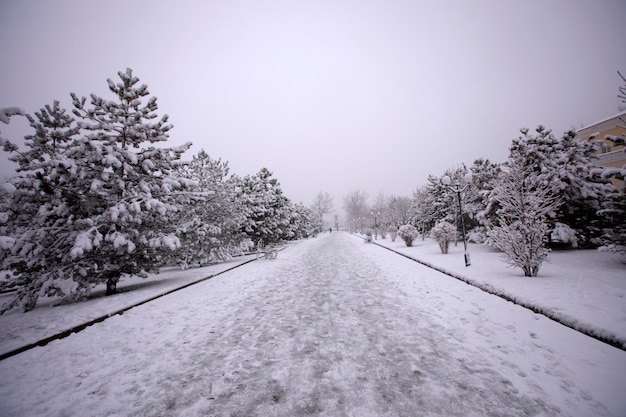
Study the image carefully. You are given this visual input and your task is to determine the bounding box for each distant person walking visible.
[329,227,332,234]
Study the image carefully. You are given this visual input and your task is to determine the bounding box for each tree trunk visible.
[106,276,119,296]
[439,240,449,254]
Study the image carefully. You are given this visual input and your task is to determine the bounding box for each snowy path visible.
[0,232,624,416]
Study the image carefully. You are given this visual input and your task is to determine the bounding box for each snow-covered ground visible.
[0,232,625,416]
[0,254,258,357]
[371,235,626,348]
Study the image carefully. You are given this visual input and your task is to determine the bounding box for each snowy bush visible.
[430,220,456,254]
[550,222,578,248]
[466,226,488,244]
[598,243,626,258]
[490,220,550,277]
[397,224,418,247]
[387,225,398,242]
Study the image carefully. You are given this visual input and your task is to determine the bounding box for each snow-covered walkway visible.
[0,232,624,416]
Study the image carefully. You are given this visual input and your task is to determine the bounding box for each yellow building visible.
[577,110,626,193]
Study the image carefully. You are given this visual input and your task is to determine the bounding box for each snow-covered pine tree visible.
[68,69,193,294]
[419,166,470,245]
[488,128,563,277]
[496,126,615,247]
[425,172,456,224]
[597,186,626,256]
[286,202,316,240]
[541,129,615,247]
[596,71,626,255]
[0,69,192,313]
[169,149,250,268]
[235,168,294,246]
[467,159,501,226]
[411,185,435,239]
[0,101,85,311]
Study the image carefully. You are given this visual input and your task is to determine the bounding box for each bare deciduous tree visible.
[343,190,369,231]
[310,191,333,229]
[387,195,412,227]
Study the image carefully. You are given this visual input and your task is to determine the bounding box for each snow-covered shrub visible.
[431,220,456,254]
[598,243,626,259]
[387,225,398,242]
[377,227,386,240]
[550,222,578,248]
[398,224,418,247]
[363,228,373,242]
[466,226,488,244]
[489,220,550,277]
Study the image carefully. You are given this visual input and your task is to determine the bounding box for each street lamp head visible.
[441,175,451,186]
[463,173,473,184]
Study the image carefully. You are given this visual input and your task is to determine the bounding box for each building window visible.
[594,140,612,154]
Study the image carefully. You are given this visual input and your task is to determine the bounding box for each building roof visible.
[577,109,626,133]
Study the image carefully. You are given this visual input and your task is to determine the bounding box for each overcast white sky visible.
[1,0,625,210]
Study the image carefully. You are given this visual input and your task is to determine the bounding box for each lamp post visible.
[441,174,472,267]
[371,210,380,239]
